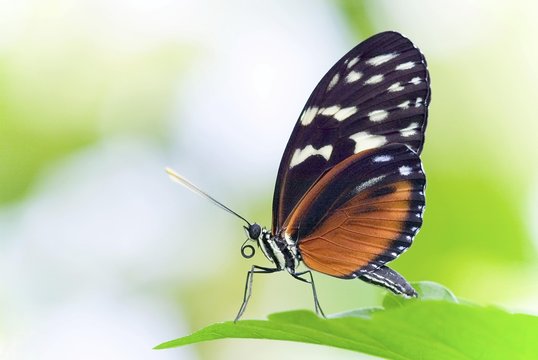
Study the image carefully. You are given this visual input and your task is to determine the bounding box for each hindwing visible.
[283,144,426,278]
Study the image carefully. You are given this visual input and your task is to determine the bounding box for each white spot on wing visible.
[327,73,339,91]
[290,145,333,168]
[409,77,422,85]
[347,56,359,68]
[399,165,412,176]
[366,52,398,66]
[396,62,415,70]
[355,174,386,193]
[349,131,387,154]
[398,100,411,109]
[334,106,358,121]
[388,82,404,92]
[365,74,384,85]
[346,70,362,83]
[415,97,423,107]
[373,155,392,162]
[300,106,319,126]
[368,109,388,122]
[319,105,340,116]
[400,122,419,137]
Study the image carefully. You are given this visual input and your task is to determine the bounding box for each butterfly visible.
[167,31,430,321]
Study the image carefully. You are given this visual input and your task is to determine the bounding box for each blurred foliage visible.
[393,167,533,299]
[334,0,377,38]
[0,39,187,204]
[156,282,538,360]
[0,106,99,204]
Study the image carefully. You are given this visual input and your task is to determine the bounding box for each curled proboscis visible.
[241,242,255,259]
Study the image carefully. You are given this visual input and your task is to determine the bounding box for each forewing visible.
[273,31,430,232]
[283,144,425,278]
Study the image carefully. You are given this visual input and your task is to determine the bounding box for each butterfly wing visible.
[272,31,430,233]
[283,144,425,290]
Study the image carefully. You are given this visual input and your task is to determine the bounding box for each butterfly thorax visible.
[257,228,300,274]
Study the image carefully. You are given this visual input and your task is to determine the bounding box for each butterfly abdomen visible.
[358,265,417,297]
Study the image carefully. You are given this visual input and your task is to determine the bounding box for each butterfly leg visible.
[291,270,326,318]
[235,265,280,322]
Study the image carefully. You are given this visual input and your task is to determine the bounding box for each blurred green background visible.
[1,1,537,359]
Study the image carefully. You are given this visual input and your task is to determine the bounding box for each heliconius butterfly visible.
[167,31,430,321]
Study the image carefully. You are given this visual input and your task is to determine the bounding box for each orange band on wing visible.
[298,179,413,277]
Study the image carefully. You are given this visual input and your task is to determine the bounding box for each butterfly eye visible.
[247,223,262,240]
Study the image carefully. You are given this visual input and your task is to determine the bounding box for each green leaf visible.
[328,306,383,319]
[383,281,459,310]
[155,282,538,359]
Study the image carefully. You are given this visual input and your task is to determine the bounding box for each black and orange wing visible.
[283,144,425,295]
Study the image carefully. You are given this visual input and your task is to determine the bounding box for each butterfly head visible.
[246,223,262,240]
[240,223,263,259]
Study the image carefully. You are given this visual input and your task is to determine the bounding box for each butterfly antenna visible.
[165,167,252,226]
